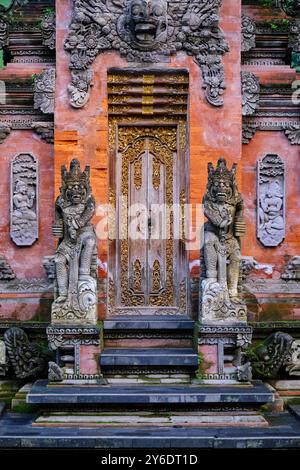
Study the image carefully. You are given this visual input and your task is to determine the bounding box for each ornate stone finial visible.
[289,19,300,52]
[0,255,15,280]
[246,332,293,379]
[200,158,247,324]
[241,72,260,116]
[0,124,11,145]
[41,10,56,50]
[241,15,256,52]
[31,122,54,143]
[282,256,300,280]
[242,121,258,144]
[34,68,55,114]
[51,159,98,324]
[3,327,48,379]
[284,123,300,145]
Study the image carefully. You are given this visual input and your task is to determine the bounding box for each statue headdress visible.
[206,157,240,203]
[60,159,91,197]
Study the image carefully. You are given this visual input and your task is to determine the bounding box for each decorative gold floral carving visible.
[108,187,116,241]
[152,158,161,190]
[133,259,142,292]
[134,159,142,190]
[152,260,161,292]
[118,127,177,152]
[180,189,186,242]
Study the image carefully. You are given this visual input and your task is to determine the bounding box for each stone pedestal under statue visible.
[198,158,252,383]
[47,159,102,383]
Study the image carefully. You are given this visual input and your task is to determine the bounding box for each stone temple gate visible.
[0,0,300,450]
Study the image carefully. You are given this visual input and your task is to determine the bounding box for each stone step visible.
[100,348,198,374]
[104,316,195,330]
[27,380,274,406]
[103,316,195,348]
[33,410,268,428]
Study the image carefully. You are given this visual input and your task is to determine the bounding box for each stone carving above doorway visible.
[65,0,229,108]
[257,154,285,248]
[10,153,39,247]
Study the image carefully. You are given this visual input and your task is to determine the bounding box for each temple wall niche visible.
[0,131,54,280]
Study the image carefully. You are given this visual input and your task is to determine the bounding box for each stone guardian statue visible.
[200,158,247,324]
[51,159,98,324]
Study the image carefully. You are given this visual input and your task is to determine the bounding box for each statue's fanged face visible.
[210,176,233,203]
[66,182,86,205]
[126,0,167,48]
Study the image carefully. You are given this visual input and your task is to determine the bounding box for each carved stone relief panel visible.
[65,0,229,108]
[41,10,56,50]
[241,15,256,52]
[34,68,55,114]
[241,71,260,116]
[10,153,39,246]
[257,154,285,247]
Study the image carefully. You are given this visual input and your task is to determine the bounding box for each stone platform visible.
[27,380,273,406]
[1,409,300,449]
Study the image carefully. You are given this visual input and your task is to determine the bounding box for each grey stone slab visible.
[288,405,300,421]
[100,348,198,367]
[104,316,194,330]
[1,410,300,448]
[27,380,274,405]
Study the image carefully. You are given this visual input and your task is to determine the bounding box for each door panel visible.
[109,125,188,316]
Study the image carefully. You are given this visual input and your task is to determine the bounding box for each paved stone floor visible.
[0,409,300,449]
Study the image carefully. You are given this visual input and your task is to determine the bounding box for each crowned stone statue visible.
[51,159,98,324]
[200,158,247,324]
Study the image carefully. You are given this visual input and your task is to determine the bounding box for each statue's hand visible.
[52,220,63,238]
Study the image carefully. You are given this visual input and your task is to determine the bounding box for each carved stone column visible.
[47,159,103,383]
[198,159,252,383]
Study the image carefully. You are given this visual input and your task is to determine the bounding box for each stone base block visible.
[198,325,253,382]
[47,325,102,382]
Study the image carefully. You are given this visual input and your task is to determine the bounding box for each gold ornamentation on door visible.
[152,260,161,292]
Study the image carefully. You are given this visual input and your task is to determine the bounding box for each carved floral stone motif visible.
[286,340,300,376]
[289,19,300,52]
[43,255,56,280]
[0,18,9,49]
[246,332,294,379]
[41,10,56,50]
[3,327,48,379]
[34,68,55,114]
[257,154,285,247]
[282,256,300,280]
[51,159,98,325]
[285,123,300,145]
[31,122,54,143]
[241,15,256,52]
[10,153,39,246]
[200,158,247,324]
[0,124,11,144]
[65,0,229,108]
[0,255,15,280]
[242,121,258,144]
[241,71,260,116]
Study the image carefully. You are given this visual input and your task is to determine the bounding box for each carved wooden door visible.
[109,125,188,316]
